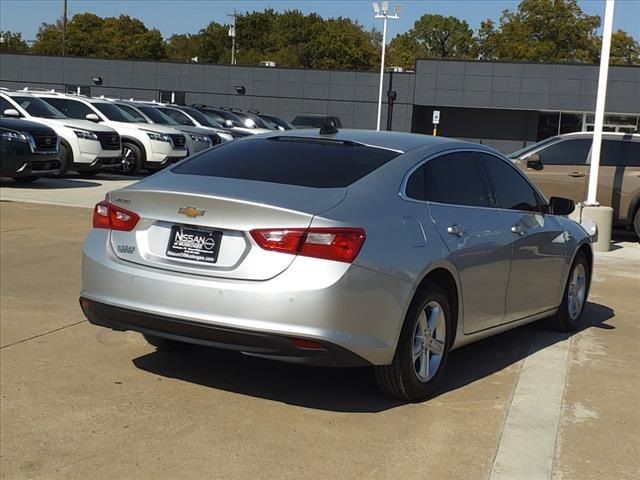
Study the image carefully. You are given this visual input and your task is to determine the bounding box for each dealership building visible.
[1,53,638,153]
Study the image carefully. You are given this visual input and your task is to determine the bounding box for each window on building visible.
[65,85,91,96]
[159,90,185,105]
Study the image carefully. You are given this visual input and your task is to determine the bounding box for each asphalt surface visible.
[1,177,638,480]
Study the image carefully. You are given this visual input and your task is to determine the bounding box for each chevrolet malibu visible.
[80,129,592,401]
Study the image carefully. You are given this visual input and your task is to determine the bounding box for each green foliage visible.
[477,0,601,62]
[19,5,640,68]
[302,18,379,70]
[609,30,640,65]
[195,21,230,64]
[0,31,30,53]
[32,21,63,55]
[387,14,475,69]
[166,34,199,62]
[32,13,165,60]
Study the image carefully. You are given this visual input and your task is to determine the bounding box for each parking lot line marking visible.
[489,331,571,480]
[0,319,87,350]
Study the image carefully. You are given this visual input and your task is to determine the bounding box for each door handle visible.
[511,225,527,236]
[447,225,466,237]
[568,171,585,178]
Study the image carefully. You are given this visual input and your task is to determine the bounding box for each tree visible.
[301,17,379,70]
[166,34,199,62]
[196,21,231,64]
[477,0,600,63]
[609,30,640,65]
[387,14,475,69]
[31,13,166,60]
[32,21,63,55]
[0,31,30,54]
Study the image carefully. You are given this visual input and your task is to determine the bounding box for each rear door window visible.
[173,137,400,188]
[600,140,640,167]
[423,152,492,207]
[405,165,427,201]
[538,139,591,165]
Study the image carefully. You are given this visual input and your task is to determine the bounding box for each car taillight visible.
[92,200,139,232]
[250,227,366,263]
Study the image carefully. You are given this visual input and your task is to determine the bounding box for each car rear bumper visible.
[81,230,411,365]
[80,298,370,366]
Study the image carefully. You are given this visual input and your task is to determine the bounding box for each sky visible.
[1,0,639,43]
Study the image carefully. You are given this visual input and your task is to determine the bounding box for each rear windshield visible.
[172,137,400,188]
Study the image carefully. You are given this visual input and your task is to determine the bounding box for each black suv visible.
[0,118,61,183]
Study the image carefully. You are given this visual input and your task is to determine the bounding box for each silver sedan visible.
[80,129,592,401]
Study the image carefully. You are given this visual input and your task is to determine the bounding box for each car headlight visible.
[243,118,256,128]
[189,133,211,144]
[147,132,171,142]
[74,130,98,140]
[1,131,28,142]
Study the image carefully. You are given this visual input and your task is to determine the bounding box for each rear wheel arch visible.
[401,266,460,350]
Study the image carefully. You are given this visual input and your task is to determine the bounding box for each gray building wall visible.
[0,54,414,132]
[1,53,638,153]
[413,59,640,114]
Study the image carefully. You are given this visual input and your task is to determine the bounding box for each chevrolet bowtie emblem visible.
[178,206,205,218]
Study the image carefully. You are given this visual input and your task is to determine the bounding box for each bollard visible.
[581,205,614,252]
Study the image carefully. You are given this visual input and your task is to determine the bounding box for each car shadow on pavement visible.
[132,302,614,413]
[0,177,101,189]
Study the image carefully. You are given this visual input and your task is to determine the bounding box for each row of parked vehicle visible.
[1,87,334,180]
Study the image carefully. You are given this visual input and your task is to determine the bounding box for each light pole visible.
[372,2,400,131]
[580,0,615,252]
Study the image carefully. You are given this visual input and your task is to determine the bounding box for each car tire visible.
[143,334,193,352]
[12,176,39,184]
[120,142,143,175]
[633,209,640,239]
[545,252,590,332]
[52,143,71,178]
[375,281,452,402]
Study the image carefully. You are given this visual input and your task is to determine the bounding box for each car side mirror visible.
[526,153,543,170]
[549,197,575,216]
[85,113,100,122]
[3,108,20,118]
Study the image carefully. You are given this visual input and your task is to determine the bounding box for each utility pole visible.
[227,9,237,66]
[62,0,67,56]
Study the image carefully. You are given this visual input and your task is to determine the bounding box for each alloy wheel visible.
[411,301,446,382]
[120,147,137,173]
[567,263,587,320]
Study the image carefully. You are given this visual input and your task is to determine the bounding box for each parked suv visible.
[150,104,247,139]
[0,117,60,182]
[189,105,269,135]
[111,101,227,154]
[33,93,188,174]
[510,132,640,236]
[0,90,121,176]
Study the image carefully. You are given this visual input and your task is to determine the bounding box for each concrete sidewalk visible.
[0,202,638,480]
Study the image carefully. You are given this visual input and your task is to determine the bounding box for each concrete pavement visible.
[0,197,638,480]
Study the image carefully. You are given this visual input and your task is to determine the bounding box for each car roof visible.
[258,129,457,153]
[560,131,639,141]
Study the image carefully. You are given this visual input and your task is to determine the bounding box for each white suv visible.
[34,93,188,174]
[0,90,122,175]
